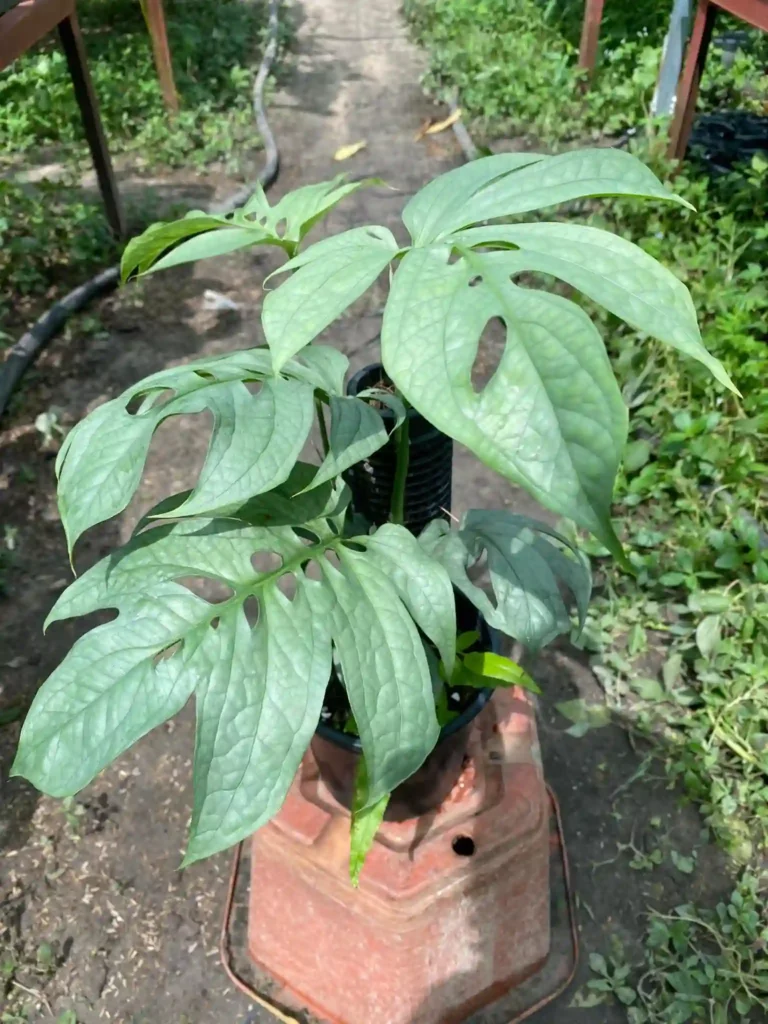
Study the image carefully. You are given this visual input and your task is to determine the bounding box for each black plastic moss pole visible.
[345,363,454,536]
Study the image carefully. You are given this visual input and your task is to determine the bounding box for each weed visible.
[0,0,280,169]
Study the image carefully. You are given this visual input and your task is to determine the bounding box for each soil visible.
[0,0,735,1021]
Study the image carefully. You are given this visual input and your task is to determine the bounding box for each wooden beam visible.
[143,0,179,113]
[667,0,718,160]
[578,0,606,74]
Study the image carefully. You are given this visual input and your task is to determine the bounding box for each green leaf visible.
[54,349,333,555]
[439,148,692,235]
[671,850,696,875]
[695,614,722,658]
[363,523,457,674]
[589,952,609,975]
[461,651,540,692]
[264,226,398,372]
[120,213,266,280]
[383,247,627,558]
[121,177,376,280]
[14,514,446,862]
[403,152,545,245]
[420,511,591,650]
[303,395,390,492]
[154,376,315,518]
[456,630,480,652]
[349,754,389,886]
[320,541,439,806]
[556,698,611,737]
[184,578,332,864]
[623,439,653,474]
[452,222,734,393]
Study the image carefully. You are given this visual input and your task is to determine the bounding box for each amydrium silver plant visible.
[12,151,734,880]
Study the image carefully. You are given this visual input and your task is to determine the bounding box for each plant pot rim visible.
[315,687,494,753]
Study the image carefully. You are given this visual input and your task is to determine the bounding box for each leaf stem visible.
[390,409,410,526]
[315,395,330,457]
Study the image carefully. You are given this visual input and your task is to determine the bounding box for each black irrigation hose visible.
[0,0,282,421]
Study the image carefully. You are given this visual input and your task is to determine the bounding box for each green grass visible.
[0,0,275,168]
[407,3,768,1018]
[404,0,768,144]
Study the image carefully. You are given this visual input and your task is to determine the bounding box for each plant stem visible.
[390,412,410,526]
[315,395,330,457]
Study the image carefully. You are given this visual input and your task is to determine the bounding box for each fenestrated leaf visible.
[349,754,389,886]
[153,376,314,518]
[134,462,348,533]
[55,347,340,555]
[452,222,735,392]
[420,511,591,650]
[363,524,456,674]
[121,177,377,281]
[303,390,405,493]
[438,148,692,236]
[13,514,445,862]
[403,152,545,245]
[320,541,439,806]
[383,246,627,557]
[264,226,399,372]
[184,578,332,864]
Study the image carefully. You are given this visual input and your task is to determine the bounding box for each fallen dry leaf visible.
[333,140,367,161]
[416,109,461,140]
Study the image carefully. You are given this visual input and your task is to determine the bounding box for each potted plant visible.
[12,151,733,882]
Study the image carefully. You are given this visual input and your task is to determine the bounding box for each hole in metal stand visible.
[452,835,476,857]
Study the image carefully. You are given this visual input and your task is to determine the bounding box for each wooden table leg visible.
[58,11,126,238]
[143,0,179,113]
[668,0,718,160]
[579,0,606,74]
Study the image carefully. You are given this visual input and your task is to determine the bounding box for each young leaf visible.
[461,652,541,692]
[264,226,399,371]
[456,630,480,652]
[350,754,389,886]
[382,247,627,558]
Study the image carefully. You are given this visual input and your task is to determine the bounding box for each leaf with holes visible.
[264,227,399,371]
[451,222,734,392]
[55,347,344,556]
[121,176,377,280]
[12,516,440,860]
[420,510,591,650]
[385,246,627,557]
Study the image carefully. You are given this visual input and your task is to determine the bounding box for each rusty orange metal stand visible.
[578,0,606,74]
[668,0,768,159]
[221,690,579,1024]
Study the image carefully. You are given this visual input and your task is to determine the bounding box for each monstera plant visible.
[13,151,733,876]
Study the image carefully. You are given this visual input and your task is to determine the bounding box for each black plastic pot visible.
[345,363,453,536]
[314,596,497,819]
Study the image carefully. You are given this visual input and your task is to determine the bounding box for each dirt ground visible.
[0,1,735,1021]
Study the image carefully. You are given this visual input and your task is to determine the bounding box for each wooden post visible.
[58,10,126,237]
[578,0,606,75]
[667,0,717,160]
[143,0,179,113]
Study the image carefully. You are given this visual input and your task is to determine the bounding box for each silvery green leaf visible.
[438,148,692,235]
[55,349,329,555]
[320,544,439,806]
[382,246,627,557]
[420,511,591,651]
[154,376,314,518]
[453,222,734,392]
[403,152,545,245]
[363,523,457,674]
[304,395,388,492]
[247,176,381,244]
[289,345,349,396]
[14,516,441,862]
[264,226,399,372]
